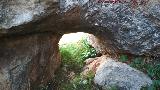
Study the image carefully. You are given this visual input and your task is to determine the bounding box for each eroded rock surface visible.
[0,33,61,90]
[0,0,159,89]
[0,0,59,29]
[0,0,159,56]
[93,56,152,90]
[81,0,160,56]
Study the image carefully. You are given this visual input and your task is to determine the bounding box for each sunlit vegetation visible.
[59,38,97,71]
[55,37,98,90]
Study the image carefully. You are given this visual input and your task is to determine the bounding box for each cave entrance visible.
[59,32,98,72]
[54,32,99,90]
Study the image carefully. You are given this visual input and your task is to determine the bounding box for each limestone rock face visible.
[81,0,160,56]
[94,56,152,90]
[0,0,159,56]
[0,33,61,90]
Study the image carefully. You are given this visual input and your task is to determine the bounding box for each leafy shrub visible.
[147,64,160,80]
[56,37,98,90]
[130,57,146,71]
[61,71,95,90]
[119,55,128,62]
[59,38,97,71]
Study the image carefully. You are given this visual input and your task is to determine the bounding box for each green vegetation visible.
[119,54,128,62]
[60,71,95,90]
[55,37,97,90]
[59,38,97,72]
[119,55,160,90]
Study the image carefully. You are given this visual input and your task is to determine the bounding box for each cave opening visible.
[53,32,100,90]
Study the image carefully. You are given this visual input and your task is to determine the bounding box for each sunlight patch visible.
[59,32,89,45]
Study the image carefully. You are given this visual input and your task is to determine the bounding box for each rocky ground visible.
[51,54,160,90]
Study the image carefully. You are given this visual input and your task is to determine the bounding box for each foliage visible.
[55,37,98,90]
[130,57,146,71]
[119,54,128,62]
[147,64,160,80]
[59,38,97,71]
[61,71,95,90]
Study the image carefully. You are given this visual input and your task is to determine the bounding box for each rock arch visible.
[0,0,159,89]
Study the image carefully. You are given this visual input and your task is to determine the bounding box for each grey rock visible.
[94,57,152,90]
[81,0,160,56]
[0,0,159,56]
[0,0,58,29]
[0,0,159,89]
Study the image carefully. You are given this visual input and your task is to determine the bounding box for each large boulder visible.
[94,56,152,90]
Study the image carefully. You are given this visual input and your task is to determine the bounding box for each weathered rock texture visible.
[87,34,106,55]
[0,0,160,89]
[0,0,159,56]
[82,0,160,56]
[0,32,61,90]
[94,56,152,90]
